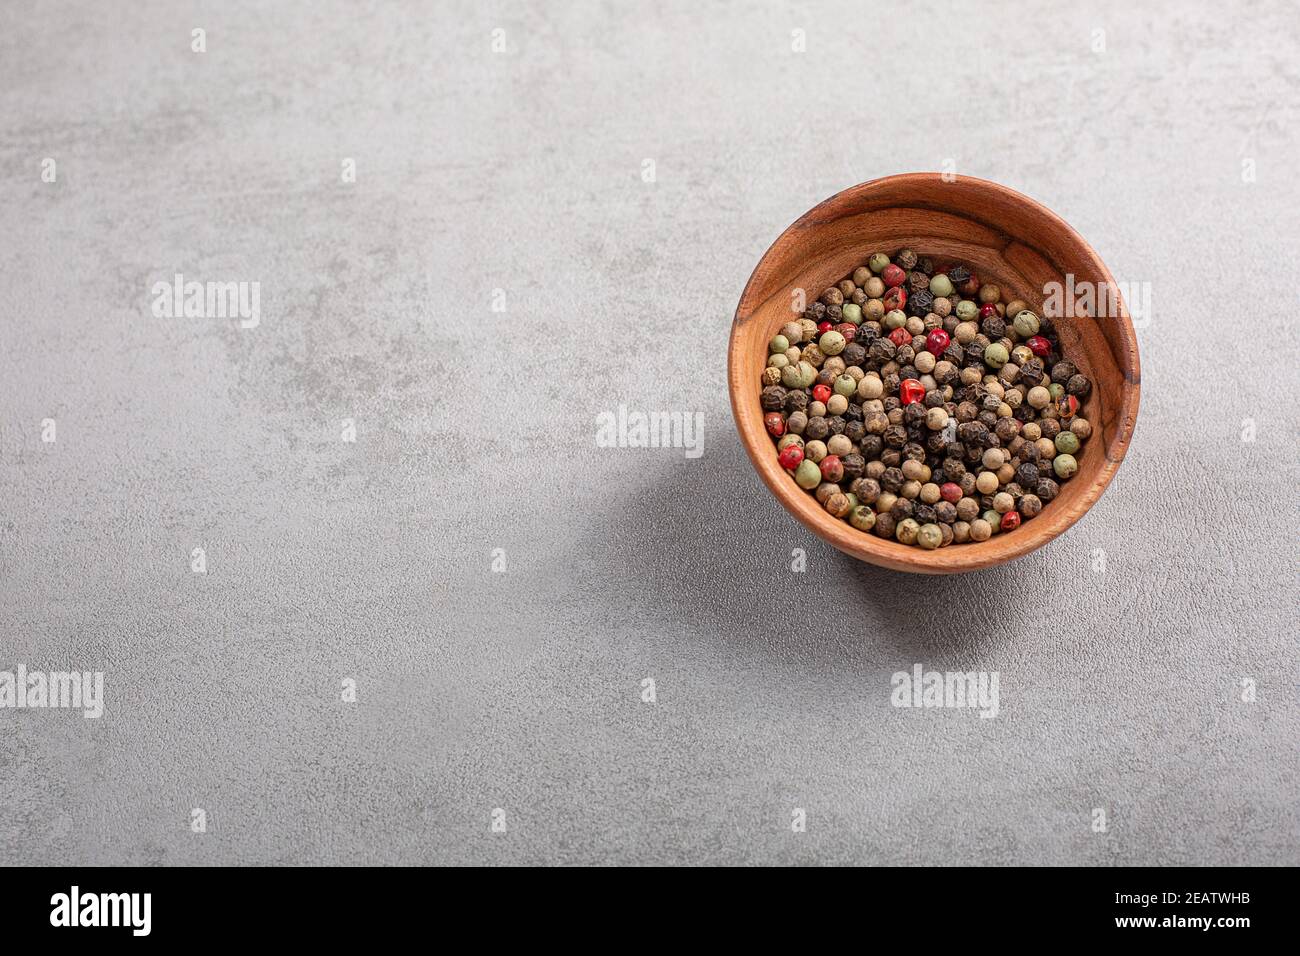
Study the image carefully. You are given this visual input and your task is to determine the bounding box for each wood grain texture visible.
[729,174,1141,574]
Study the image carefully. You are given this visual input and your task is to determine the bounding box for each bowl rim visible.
[728,173,1141,574]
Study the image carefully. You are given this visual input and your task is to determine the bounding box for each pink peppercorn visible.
[836,322,857,343]
[881,264,906,288]
[819,455,844,482]
[940,482,963,503]
[764,412,785,437]
[883,286,907,312]
[778,444,803,470]
[899,379,926,405]
[812,384,832,404]
[888,327,911,347]
[979,303,998,320]
[818,320,833,333]
[1026,335,1051,358]
[925,328,950,355]
[1000,511,1020,532]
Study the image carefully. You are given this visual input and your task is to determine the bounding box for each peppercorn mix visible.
[760,251,1093,549]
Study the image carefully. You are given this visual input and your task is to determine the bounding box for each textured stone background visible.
[1,0,1297,866]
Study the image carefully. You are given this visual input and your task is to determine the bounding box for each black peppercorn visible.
[884,424,908,448]
[1020,358,1044,384]
[806,301,827,320]
[880,448,902,467]
[933,500,957,524]
[842,342,867,366]
[1051,360,1077,383]
[869,337,896,364]
[880,466,905,492]
[1035,477,1059,501]
[917,257,934,275]
[860,434,883,458]
[1067,374,1091,397]
[761,385,788,411]
[925,431,948,453]
[981,314,1006,339]
[843,421,866,443]
[947,265,970,286]
[895,249,918,270]
[890,498,914,521]
[963,342,985,366]
[874,513,897,539]
[841,453,866,481]
[914,503,937,524]
[908,271,931,294]
[942,458,966,481]
[805,416,829,440]
[826,304,843,322]
[828,416,846,435]
[907,289,934,316]
[904,402,927,426]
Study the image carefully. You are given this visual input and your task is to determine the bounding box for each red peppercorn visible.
[778,444,803,470]
[764,412,785,437]
[881,264,906,288]
[1057,394,1079,419]
[818,320,833,333]
[1026,335,1051,358]
[979,303,999,320]
[812,384,832,404]
[1000,510,1021,532]
[882,286,907,312]
[925,328,950,355]
[899,379,926,405]
[940,482,963,503]
[836,322,857,343]
[819,455,843,482]
[888,327,911,347]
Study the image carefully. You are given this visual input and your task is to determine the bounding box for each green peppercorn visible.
[984,343,1009,368]
[841,302,862,324]
[883,310,907,330]
[915,523,942,549]
[895,517,920,545]
[1012,310,1040,338]
[1053,453,1078,479]
[769,333,789,354]
[794,459,821,489]
[834,374,857,397]
[955,300,979,322]
[849,505,876,531]
[1055,430,1080,455]
[1048,382,1065,401]
[868,252,890,273]
[819,330,846,356]
[928,274,954,297]
[982,509,1002,531]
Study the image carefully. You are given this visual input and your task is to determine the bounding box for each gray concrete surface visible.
[1,0,1297,866]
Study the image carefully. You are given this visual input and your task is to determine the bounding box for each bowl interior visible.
[729,174,1140,573]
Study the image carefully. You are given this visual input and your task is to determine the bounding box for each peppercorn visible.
[895,249,918,270]
[819,330,846,356]
[969,518,992,541]
[1070,417,1092,440]
[794,459,821,489]
[849,505,876,531]
[1055,431,1080,456]
[1066,374,1091,398]
[1035,477,1059,501]
[1011,310,1040,338]
[947,265,971,286]
[778,444,803,470]
[895,517,920,545]
[873,513,896,538]
[907,289,934,316]
[764,412,785,437]
[1050,360,1077,383]
[761,385,788,410]
[916,523,943,549]
[825,492,851,518]
[1053,453,1078,479]
[929,274,954,298]
[1018,493,1042,518]
[1000,510,1020,532]
[882,286,907,312]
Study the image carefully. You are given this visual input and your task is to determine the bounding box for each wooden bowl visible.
[729,174,1140,574]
